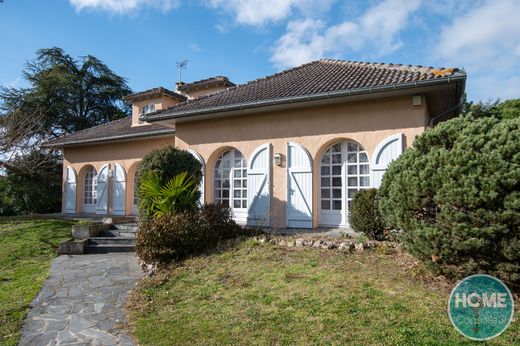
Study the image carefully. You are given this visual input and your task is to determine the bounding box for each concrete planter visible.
[58,239,88,255]
[72,223,111,239]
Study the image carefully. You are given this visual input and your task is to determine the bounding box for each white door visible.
[247,143,271,227]
[64,166,77,214]
[96,164,109,214]
[287,142,313,228]
[214,149,248,224]
[187,149,205,206]
[83,167,97,214]
[112,164,126,215]
[371,133,404,188]
[319,142,370,227]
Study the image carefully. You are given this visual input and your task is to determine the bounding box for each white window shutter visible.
[247,143,271,227]
[371,133,404,188]
[65,166,77,214]
[112,164,126,215]
[186,149,205,206]
[286,142,313,229]
[96,164,109,214]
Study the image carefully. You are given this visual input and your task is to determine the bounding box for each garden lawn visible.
[0,217,75,346]
[128,240,520,345]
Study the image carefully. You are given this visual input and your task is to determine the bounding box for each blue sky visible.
[0,0,519,102]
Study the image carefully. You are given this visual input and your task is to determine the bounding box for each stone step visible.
[85,244,135,254]
[98,230,136,238]
[112,223,138,232]
[88,237,136,245]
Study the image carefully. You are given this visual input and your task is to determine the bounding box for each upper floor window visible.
[140,103,156,115]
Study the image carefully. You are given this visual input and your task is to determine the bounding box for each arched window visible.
[83,167,97,213]
[319,141,370,227]
[214,150,247,210]
[140,103,155,115]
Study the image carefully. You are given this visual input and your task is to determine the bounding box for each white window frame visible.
[214,150,247,213]
[83,167,97,213]
[140,103,156,115]
[319,141,370,227]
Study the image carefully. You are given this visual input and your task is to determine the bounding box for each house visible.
[45,59,466,229]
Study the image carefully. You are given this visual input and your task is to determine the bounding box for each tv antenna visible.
[176,60,188,83]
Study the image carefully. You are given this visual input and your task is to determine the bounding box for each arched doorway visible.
[213,149,247,223]
[83,166,97,213]
[319,141,370,227]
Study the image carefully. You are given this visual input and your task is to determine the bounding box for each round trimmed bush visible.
[137,145,202,218]
[379,115,520,283]
[348,188,385,240]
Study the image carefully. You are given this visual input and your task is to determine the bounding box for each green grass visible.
[128,241,520,345]
[0,217,76,346]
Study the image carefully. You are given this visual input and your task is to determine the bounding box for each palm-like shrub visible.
[138,171,198,217]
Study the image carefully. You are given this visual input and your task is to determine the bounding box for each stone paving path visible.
[19,254,142,346]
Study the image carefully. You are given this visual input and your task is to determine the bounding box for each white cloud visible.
[206,0,333,26]
[438,0,520,69]
[69,0,180,14]
[189,43,202,52]
[437,0,520,101]
[271,0,422,68]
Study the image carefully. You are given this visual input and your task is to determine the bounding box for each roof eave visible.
[43,129,175,149]
[144,74,467,123]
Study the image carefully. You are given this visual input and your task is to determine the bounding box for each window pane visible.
[333,189,341,198]
[347,153,357,163]
[347,142,358,151]
[348,165,357,174]
[332,154,342,163]
[360,177,370,187]
[333,200,342,210]
[360,165,370,174]
[321,189,330,198]
[332,143,341,152]
[322,154,330,164]
[242,180,247,188]
[321,166,330,175]
[234,180,241,188]
[234,200,241,208]
[234,190,241,198]
[234,170,241,178]
[223,190,229,198]
[215,190,221,198]
[242,200,247,209]
[222,199,229,206]
[359,153,368,163]
[348,177,358,186]
[215,180,221,188]
[242,190,247,198]
[321,200,330,210]
[332,165,342,175]
[321,178,330,187]
[332,177,342,187]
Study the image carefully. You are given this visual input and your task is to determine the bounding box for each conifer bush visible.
[348,189,385,240]
[378,115,520,284]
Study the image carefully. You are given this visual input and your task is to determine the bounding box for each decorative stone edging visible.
[253,236,400,253]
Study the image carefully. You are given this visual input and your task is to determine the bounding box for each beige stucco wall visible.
[62,94,428,228]
[174,95,428,228]
[63,135,174,215]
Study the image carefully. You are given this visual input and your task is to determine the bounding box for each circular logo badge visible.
[448,274,514,341]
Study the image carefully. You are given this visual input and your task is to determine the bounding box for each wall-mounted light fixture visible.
[274,153,282,166]
[108,169,114,179]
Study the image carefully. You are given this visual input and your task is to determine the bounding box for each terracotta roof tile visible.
[44,117,174,147]
[146,59,464,120]
[122,87,186,102]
